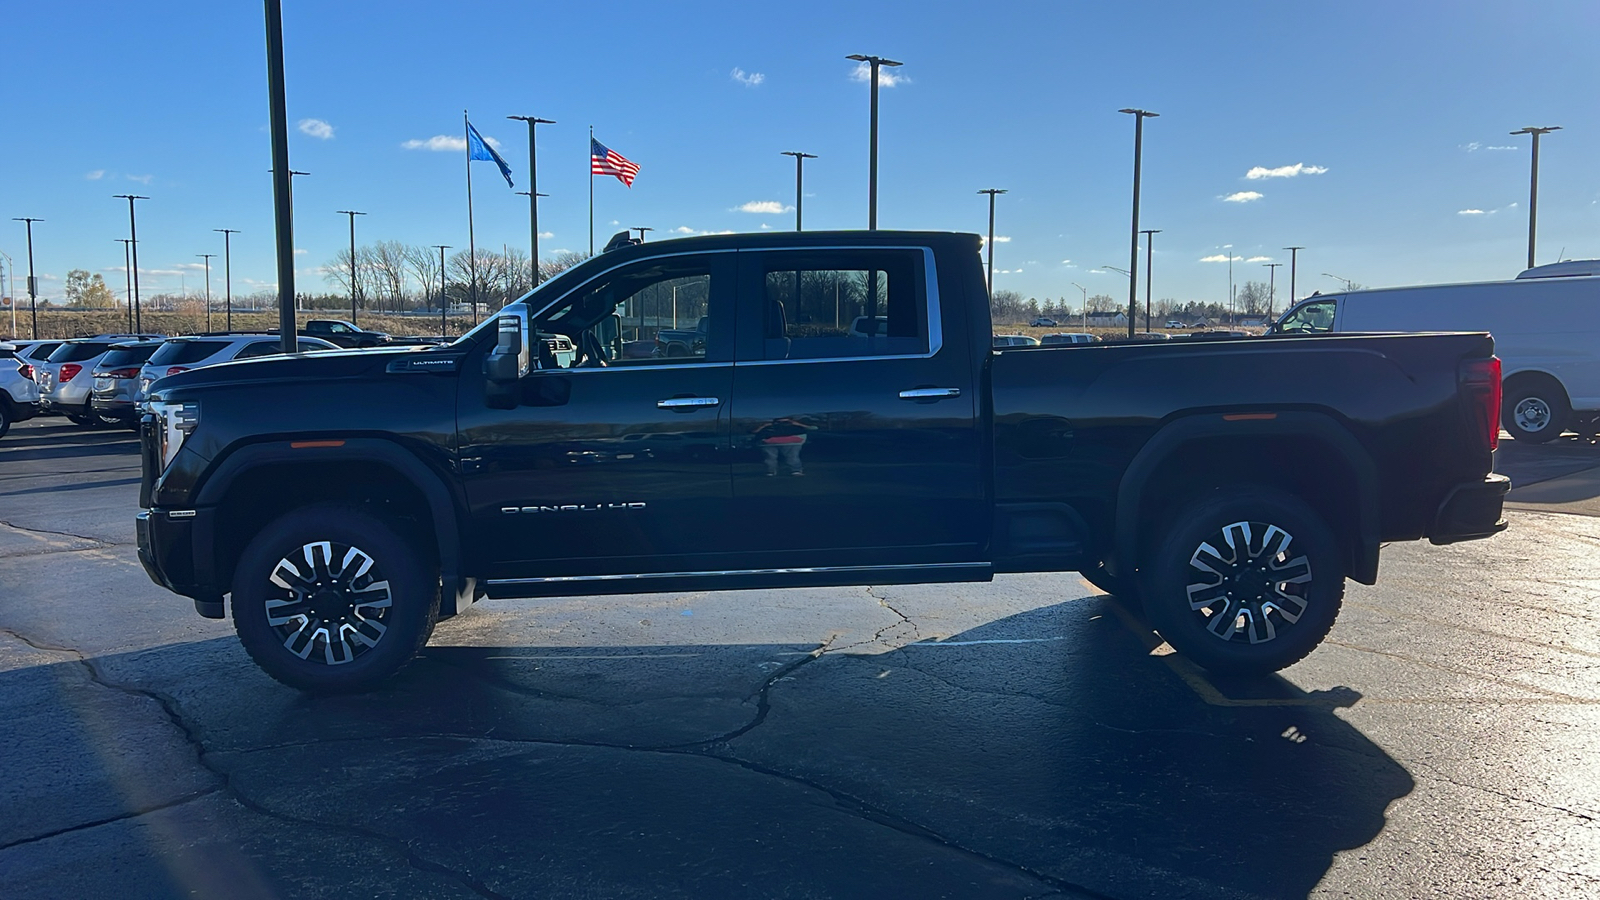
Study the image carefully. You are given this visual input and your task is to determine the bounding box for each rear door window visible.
[148,340,232,366]
[47,341,116,363]
[747,249,930,361]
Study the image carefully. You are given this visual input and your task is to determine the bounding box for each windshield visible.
[1275,299,1337,334]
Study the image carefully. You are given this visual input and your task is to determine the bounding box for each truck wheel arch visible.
[1113,411,1381,586]
[193,439,472,615]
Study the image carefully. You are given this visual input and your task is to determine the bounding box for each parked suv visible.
[1040,332,1096,345]
[136,334,340,402]
[38,335,164,425]
[302,319,391,348]
[1,341,42,438]
[90,340,165,428]
[992,334,1040,348]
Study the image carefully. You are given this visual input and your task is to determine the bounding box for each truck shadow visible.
[3,594,1410,899]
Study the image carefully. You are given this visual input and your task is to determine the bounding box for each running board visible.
[484,562,993,600]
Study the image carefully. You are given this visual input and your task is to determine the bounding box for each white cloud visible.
[1464,142,1519,152]
[1507,202,1519,208]
[294,248,308,254]
[298,118,334,140]
[1222,191,1263,203]
[1087,269,1107,274]
[610,220,620,226]
[85,169,105,180]
[1244,163,1328,180]
[850,62,908,87]
[730,67,764,87]
[993,235,1011,243]
[1200,254,1242,263]
[403,134,501,152]
[672,226,696,234]
[759,223,772,230]
[126,174,154,185]
[1458,208,1487,216]
[1246,256,1273,262]
[1486,145,1518,151]
[737,200,792,214]
[539,231,553,239]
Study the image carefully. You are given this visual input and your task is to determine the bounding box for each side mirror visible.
[484,308,531,408]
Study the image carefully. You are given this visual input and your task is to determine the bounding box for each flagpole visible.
[465,109,478,325]
[589,125,595,257]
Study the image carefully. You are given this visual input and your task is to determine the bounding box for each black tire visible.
[1502,381,1569,444]
[231,504,439,692]
[1140,488,1344,675]
[0,403,11,439]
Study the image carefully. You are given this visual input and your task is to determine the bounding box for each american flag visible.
[591,138,640,187]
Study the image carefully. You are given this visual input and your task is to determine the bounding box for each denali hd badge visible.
[501,502,647,514]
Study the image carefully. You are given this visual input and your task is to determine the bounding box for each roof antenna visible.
[1557,246,1566,261]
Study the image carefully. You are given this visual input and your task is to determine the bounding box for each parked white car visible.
[1,341,42,438]
[136,334,340,403]
[1271,261,1600,442]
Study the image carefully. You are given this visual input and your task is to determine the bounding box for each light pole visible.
[1071,282,1088,330]
[846,54,903,230]
[197,253,216,331]
[1510,125,1561,269]
[14,217,41,338]
[631,227,653,243]
[508,115,555,279]
[434,245,451,339]
[1263,262,1282,320]
[515,192,548,286]
[978,189,1007,293]
[781,151,817,231]
[1139,228,1161,332]
[1103,265,1131,330]
[114,240,133,332]
[1118,108,1158,339]
[265,0,297,352]
[1224,244,1235,325]
[113,196,148,332]
[336,210,366,324]
[1283,246,1304,307]
[215,229,239,331]
[1323,272,1356,291]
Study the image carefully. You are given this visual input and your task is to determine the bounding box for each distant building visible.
[1085,312,1128,328]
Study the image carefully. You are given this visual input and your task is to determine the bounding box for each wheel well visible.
[1502,370,1569,405]
[210,460,437,593]
[1131,434,1363,579]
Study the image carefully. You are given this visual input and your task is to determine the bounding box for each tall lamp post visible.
[197,253,216,331]
[434,245,451,339]
[113,239,134,331]
[1139,228,1161,332]
[1071,282,1088,331]
[113,196,147,331]
[846,54,902,230]
[508,115,554,280]
[631,227,653,243]
[1510,125,1561,269]
[336,210,366,323]
[1263,262,1283,320]
[215,229,239,331]
[1118,108,1158,339]
[1282,246,1304,309]
[14,217,41,338]
[978,189,1007,294]
[781,151,817,231]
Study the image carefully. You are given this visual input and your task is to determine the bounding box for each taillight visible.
[1459,356,1502,451]
[105,367,141,379]
[60,364,83,382]
[166,366,189,377]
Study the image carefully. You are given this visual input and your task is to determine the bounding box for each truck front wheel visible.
[231,505,439,692]
[1141,488,1344,675]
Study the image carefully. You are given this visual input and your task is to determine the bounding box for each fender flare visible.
[1113,411,1381,584]
[193,438,472,612]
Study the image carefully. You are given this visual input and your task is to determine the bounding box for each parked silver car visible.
[992,334,1041,348]
[38,335,164,426]
[1040,332,1096,346]
[1,341,42,438]
[135,333,340,402]
[90,340,166,429]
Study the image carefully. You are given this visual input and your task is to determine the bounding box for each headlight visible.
[147,400,200,470]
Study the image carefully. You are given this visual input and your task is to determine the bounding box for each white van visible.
[1270,261,1600,442]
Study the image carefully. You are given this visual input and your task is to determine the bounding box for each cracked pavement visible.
[2,418,1599,898]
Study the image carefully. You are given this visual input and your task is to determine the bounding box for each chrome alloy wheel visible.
[1184,521,1313,644]
[265,541,392,665]
[1514,396,1552,434]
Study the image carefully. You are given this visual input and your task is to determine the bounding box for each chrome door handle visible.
[657,396,721,409]
[898,387,961,400]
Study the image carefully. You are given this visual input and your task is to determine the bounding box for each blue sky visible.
[2,0,1597,310]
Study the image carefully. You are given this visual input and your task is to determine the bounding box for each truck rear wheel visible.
[1141,488,1343,675]
[231,504,439,692]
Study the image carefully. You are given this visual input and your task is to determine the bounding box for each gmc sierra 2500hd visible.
[136,230,1508,691]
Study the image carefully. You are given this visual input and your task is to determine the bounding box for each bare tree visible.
[369,240,410,312]
[538,250,590,283]
[403,244,444,310]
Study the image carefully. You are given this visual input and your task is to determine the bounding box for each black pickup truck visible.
[301,318,391,348]
[136,231,1508,691]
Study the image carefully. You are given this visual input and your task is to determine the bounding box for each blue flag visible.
[467,121,514,188]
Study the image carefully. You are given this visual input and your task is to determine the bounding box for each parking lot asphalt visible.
[1,418,1597,899]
